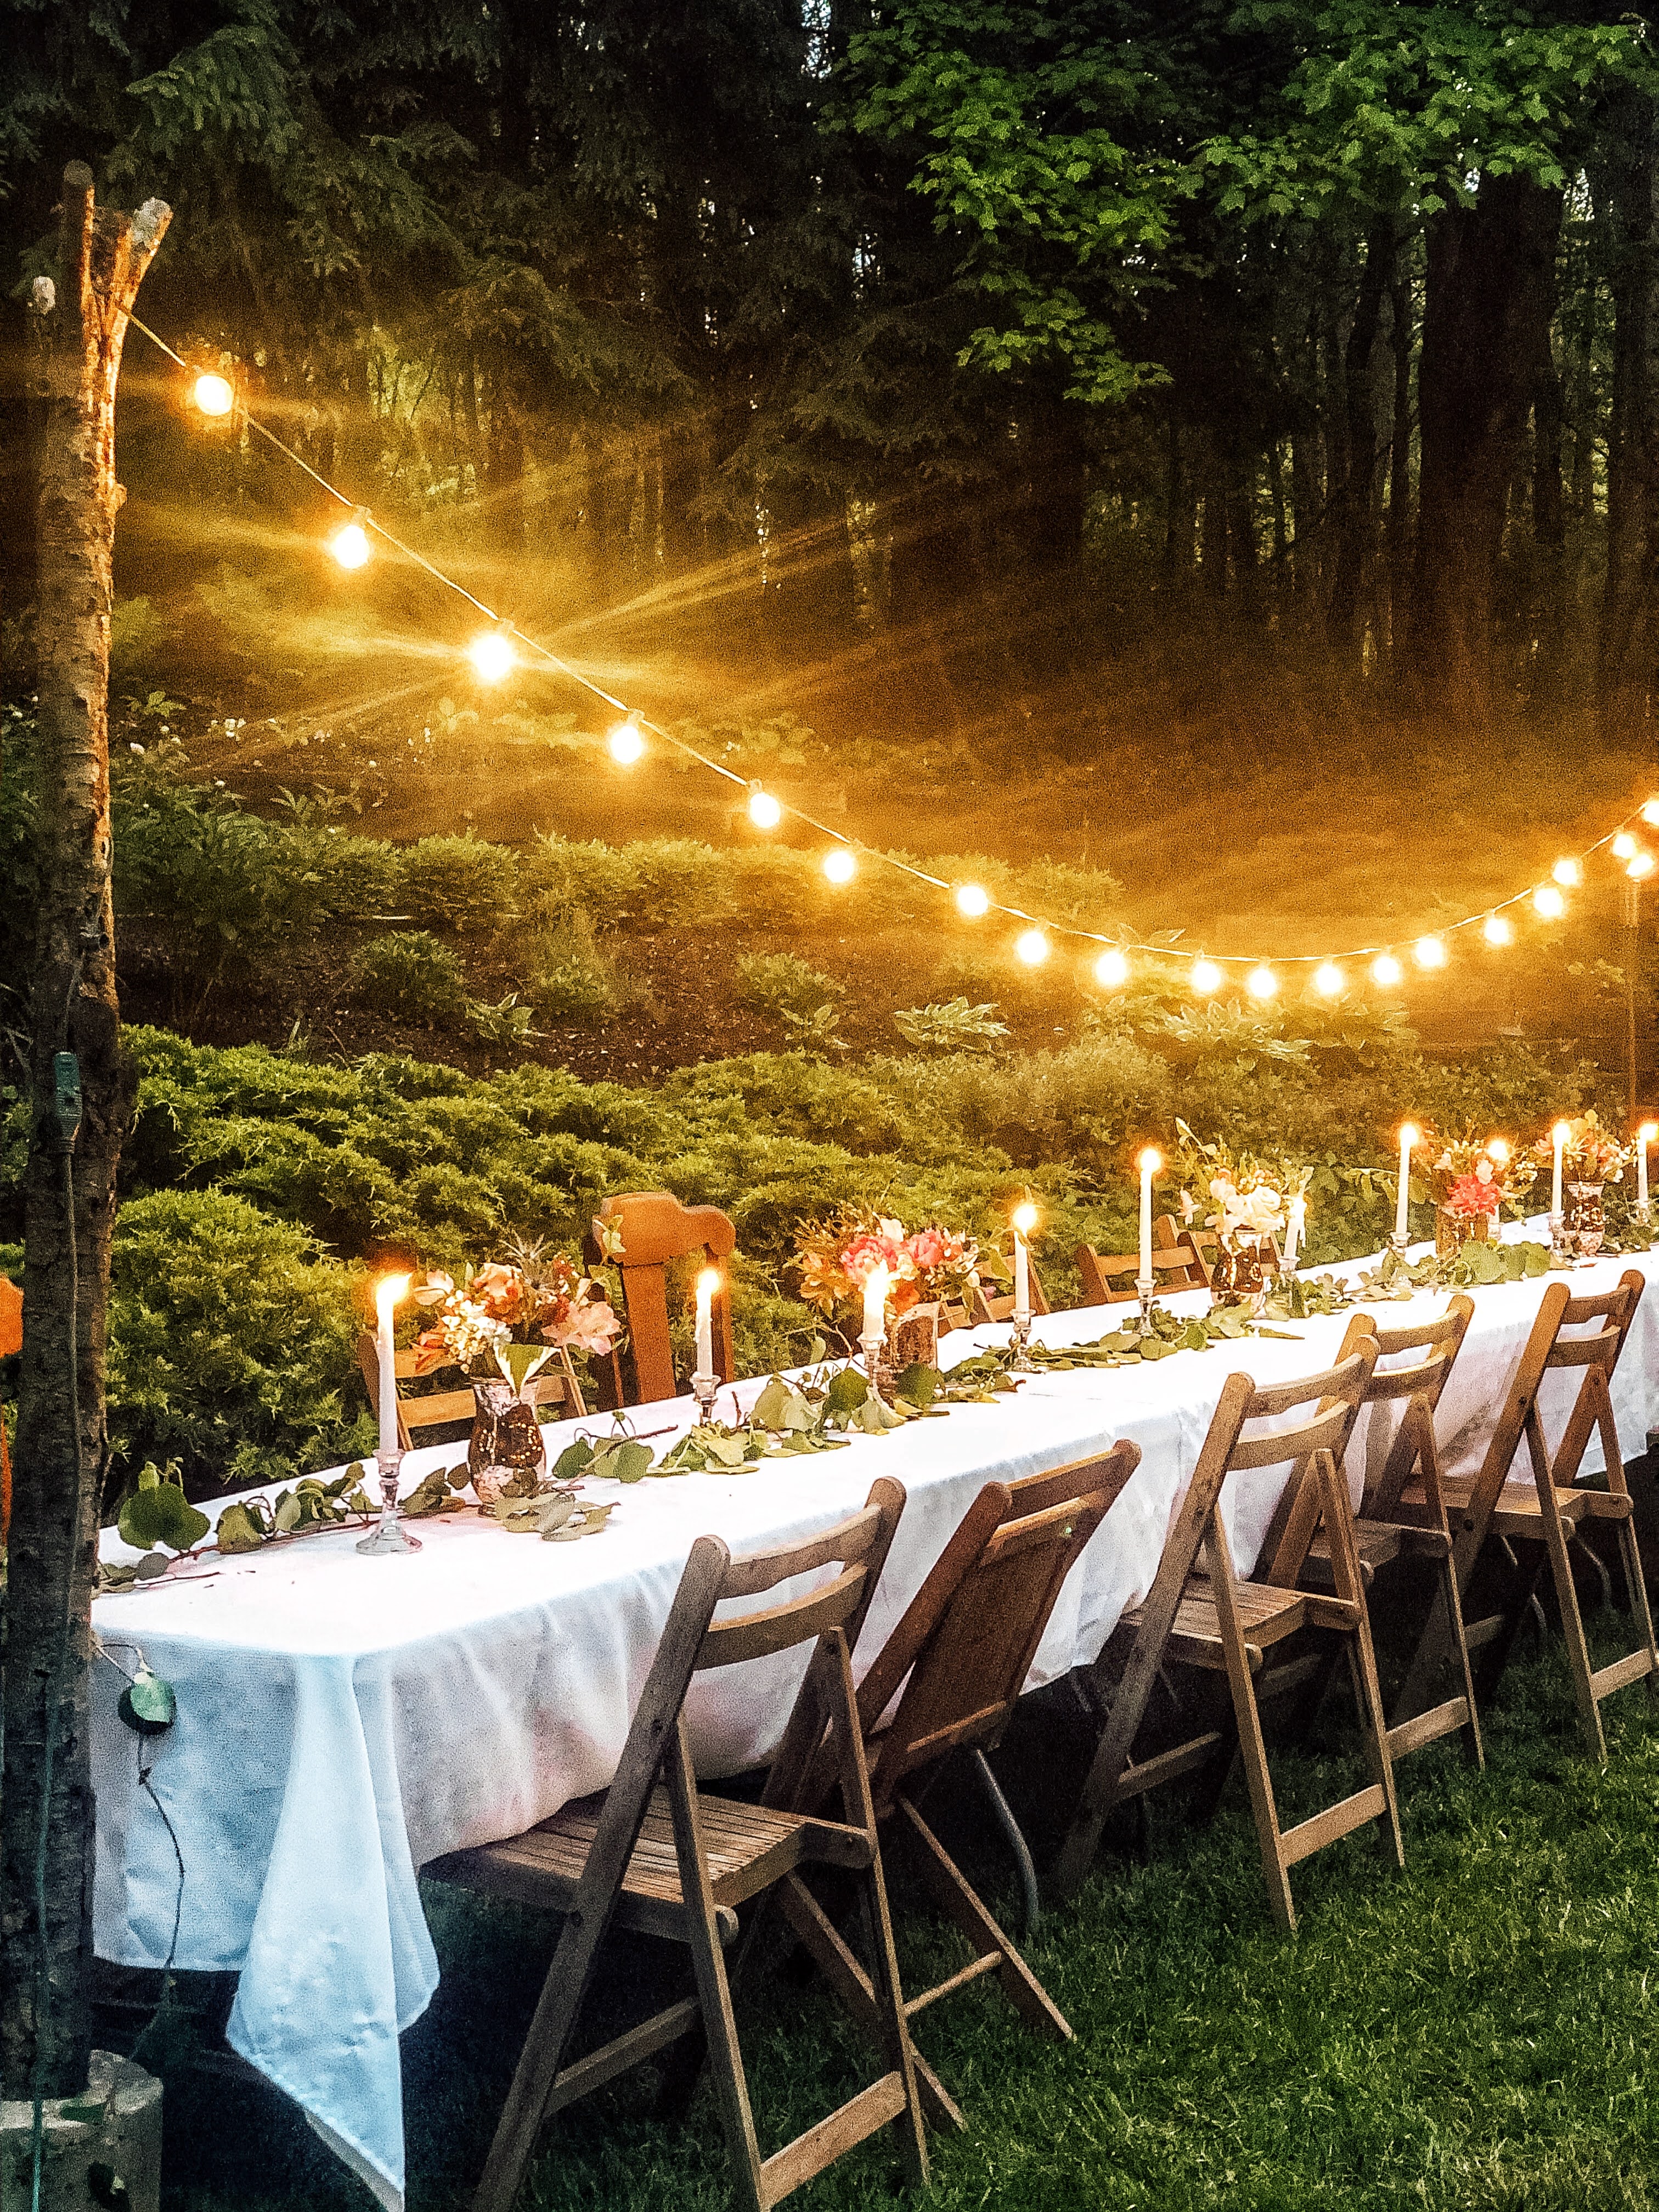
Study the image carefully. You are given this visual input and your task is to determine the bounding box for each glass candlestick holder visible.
[1135,1276,1160,1336]
[691,1372,719,1425]
[860,1329,893,1402]
[1008,1309,1035,1373]
[357,1446,421,1555]
[1549,1210,1573,1268]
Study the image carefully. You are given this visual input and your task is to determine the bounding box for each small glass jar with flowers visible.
[1423,1127,1537,1258]
[412,1242,622,1506]
[793,1209,981,1368]
[1532,1112,1629,1260]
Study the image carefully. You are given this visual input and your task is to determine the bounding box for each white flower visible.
[31,276,55,315]
[1179,1188,1196,1224]
[1226,1185,1285,1238]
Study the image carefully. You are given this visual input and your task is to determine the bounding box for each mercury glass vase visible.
[469,1376,548,1507]
[1564,1181,1606,1262]
[1209,1233,1275,1313]
[1435,1207,1493,1260]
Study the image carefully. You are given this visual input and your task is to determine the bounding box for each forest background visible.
[4,0,1659,1493]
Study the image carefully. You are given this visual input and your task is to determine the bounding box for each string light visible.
[823,847,856,885]
[329,509,371,571]
[467,628,515,682]
[1094,948,1129,989]
[134,312,1659,1001]
[1414,935,1447,969]
[607,720,645,766]
[190,370,234,417]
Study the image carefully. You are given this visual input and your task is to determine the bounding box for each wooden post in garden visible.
[0,165,168,2112]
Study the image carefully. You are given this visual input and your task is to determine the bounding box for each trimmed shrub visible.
[351,932,469,1023]
[525,919,620,1025]
[106,1188,375,1495]
[394,836,521,928]
[736,951,843,1023]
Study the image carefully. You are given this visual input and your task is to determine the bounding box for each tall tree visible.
[1,164,167,2103]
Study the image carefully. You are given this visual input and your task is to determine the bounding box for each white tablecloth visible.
[90,1237,1659,2209]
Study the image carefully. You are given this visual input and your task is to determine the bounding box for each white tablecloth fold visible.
[91,1235,1659,2209]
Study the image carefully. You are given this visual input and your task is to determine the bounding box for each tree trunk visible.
[1,163,166,2103]
[1327,228,1391,652]
[1385,261,1414,675]
[1407,175,1563,716]
[1161,415,1194,586]
[1597,95,1654,735]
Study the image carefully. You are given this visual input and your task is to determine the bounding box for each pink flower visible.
[554,1297,623,1355]
[1444,1171,1502,1220]
[909,1228,947,1273]
[840,1234,890,1286]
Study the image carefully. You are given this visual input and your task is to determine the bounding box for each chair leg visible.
[1341,1636,1404,1870]
[1616,1519,1659,1708]
[1440,1549,1486,1770]
[664,1730,768,2212]
[1223,1662,1295,1932]
[1537,1504,1608,1762]
[896,1793,1071,2043]
[967,1749,1041,1937]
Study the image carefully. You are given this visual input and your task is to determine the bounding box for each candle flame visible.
[1138,1147,1161,1175]
[376,1272,411,1317]
[696,1267,721,1300]
[1398,1123,1419,1149]
[1553,1120,1571,1145]
[1012,1201,1039,1234]
[1640,1122,1658,1144]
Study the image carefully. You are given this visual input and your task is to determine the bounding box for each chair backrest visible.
[851,1443,1140,1814]
[968,1262,1051,1324]
[1547,1268,1645,1371]
[1154,1214,1215,1288]
[1339,1293,1474,1408]
[0,1276,20,1359]
[585,1190,737,1407]
[356,1333,585,1453]
[1203,1348,1378,1590]
[1074,1245,1138,1304]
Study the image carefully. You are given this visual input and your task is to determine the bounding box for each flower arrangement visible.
[412,1240,622,1387]
[793,1209,981,1322]
[1423,1127,1537,1218]
[1536,1110,1629,1184]
[1171,1123,1310,1246]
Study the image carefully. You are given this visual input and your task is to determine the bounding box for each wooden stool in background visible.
[585,1190,737,1407]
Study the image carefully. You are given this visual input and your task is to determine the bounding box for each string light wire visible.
[134,317,1659,983]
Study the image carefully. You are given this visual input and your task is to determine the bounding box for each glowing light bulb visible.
[1012,1201,1039,1235]
[1246,964,1276,1000]
[1533,884,1565,919]
[607,721,645,766]
[1630,850,1655,881]
[748,787,782,830]
[1094,948,1128,989]
[190,370,234,417]
[1015,927,1049,967]
[467,629,515,682]
[1414,935,1447,969]
[1372,953,1403,988]
[1551,857,1581,888]
[822,846,856,885]
[1643,800,1659,826]
[1483,912,1513,946]
[1190,957,1222,995]
[1313,961,1344,997]
[956,883,990,918]
[1613,832,1638,860]
[329,514,371,570]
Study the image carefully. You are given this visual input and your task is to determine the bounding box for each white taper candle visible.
[1137,1149,1160,1283]
[375,1274,410,1462]
[1551,1120,1568,1217]
[862,1261,890,1344]
[694,1267,718,1383]
[1012,1203,1037,1324]
[1395,1125,1418,1244]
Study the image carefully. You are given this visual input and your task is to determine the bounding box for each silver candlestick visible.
[357,1446,421,1555]
[860,1329,894,1402]
[691,1371,719,1426]
[1008,1309,1035,1373]
[1135,1276,1159,1336]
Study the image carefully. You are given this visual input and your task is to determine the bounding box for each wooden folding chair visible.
[1260,1297,1483,1771]
[1075,1241,1199,1306]
[584,1189,737,1406]
[429,1481,928,2212]
[1406,1270,1658,1763]
[1154,1214,1216,1288]
[1051,1347,1403,1930]
[968,1262,1051,1324]
[799,1444,1138,2119]
[356,1333,585,1452]
[0,1274,19,1549]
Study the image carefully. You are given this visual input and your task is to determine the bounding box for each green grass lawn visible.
[155,1621,1659,2212]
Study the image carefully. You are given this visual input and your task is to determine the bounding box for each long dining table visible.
[89,1231,1659,2210]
